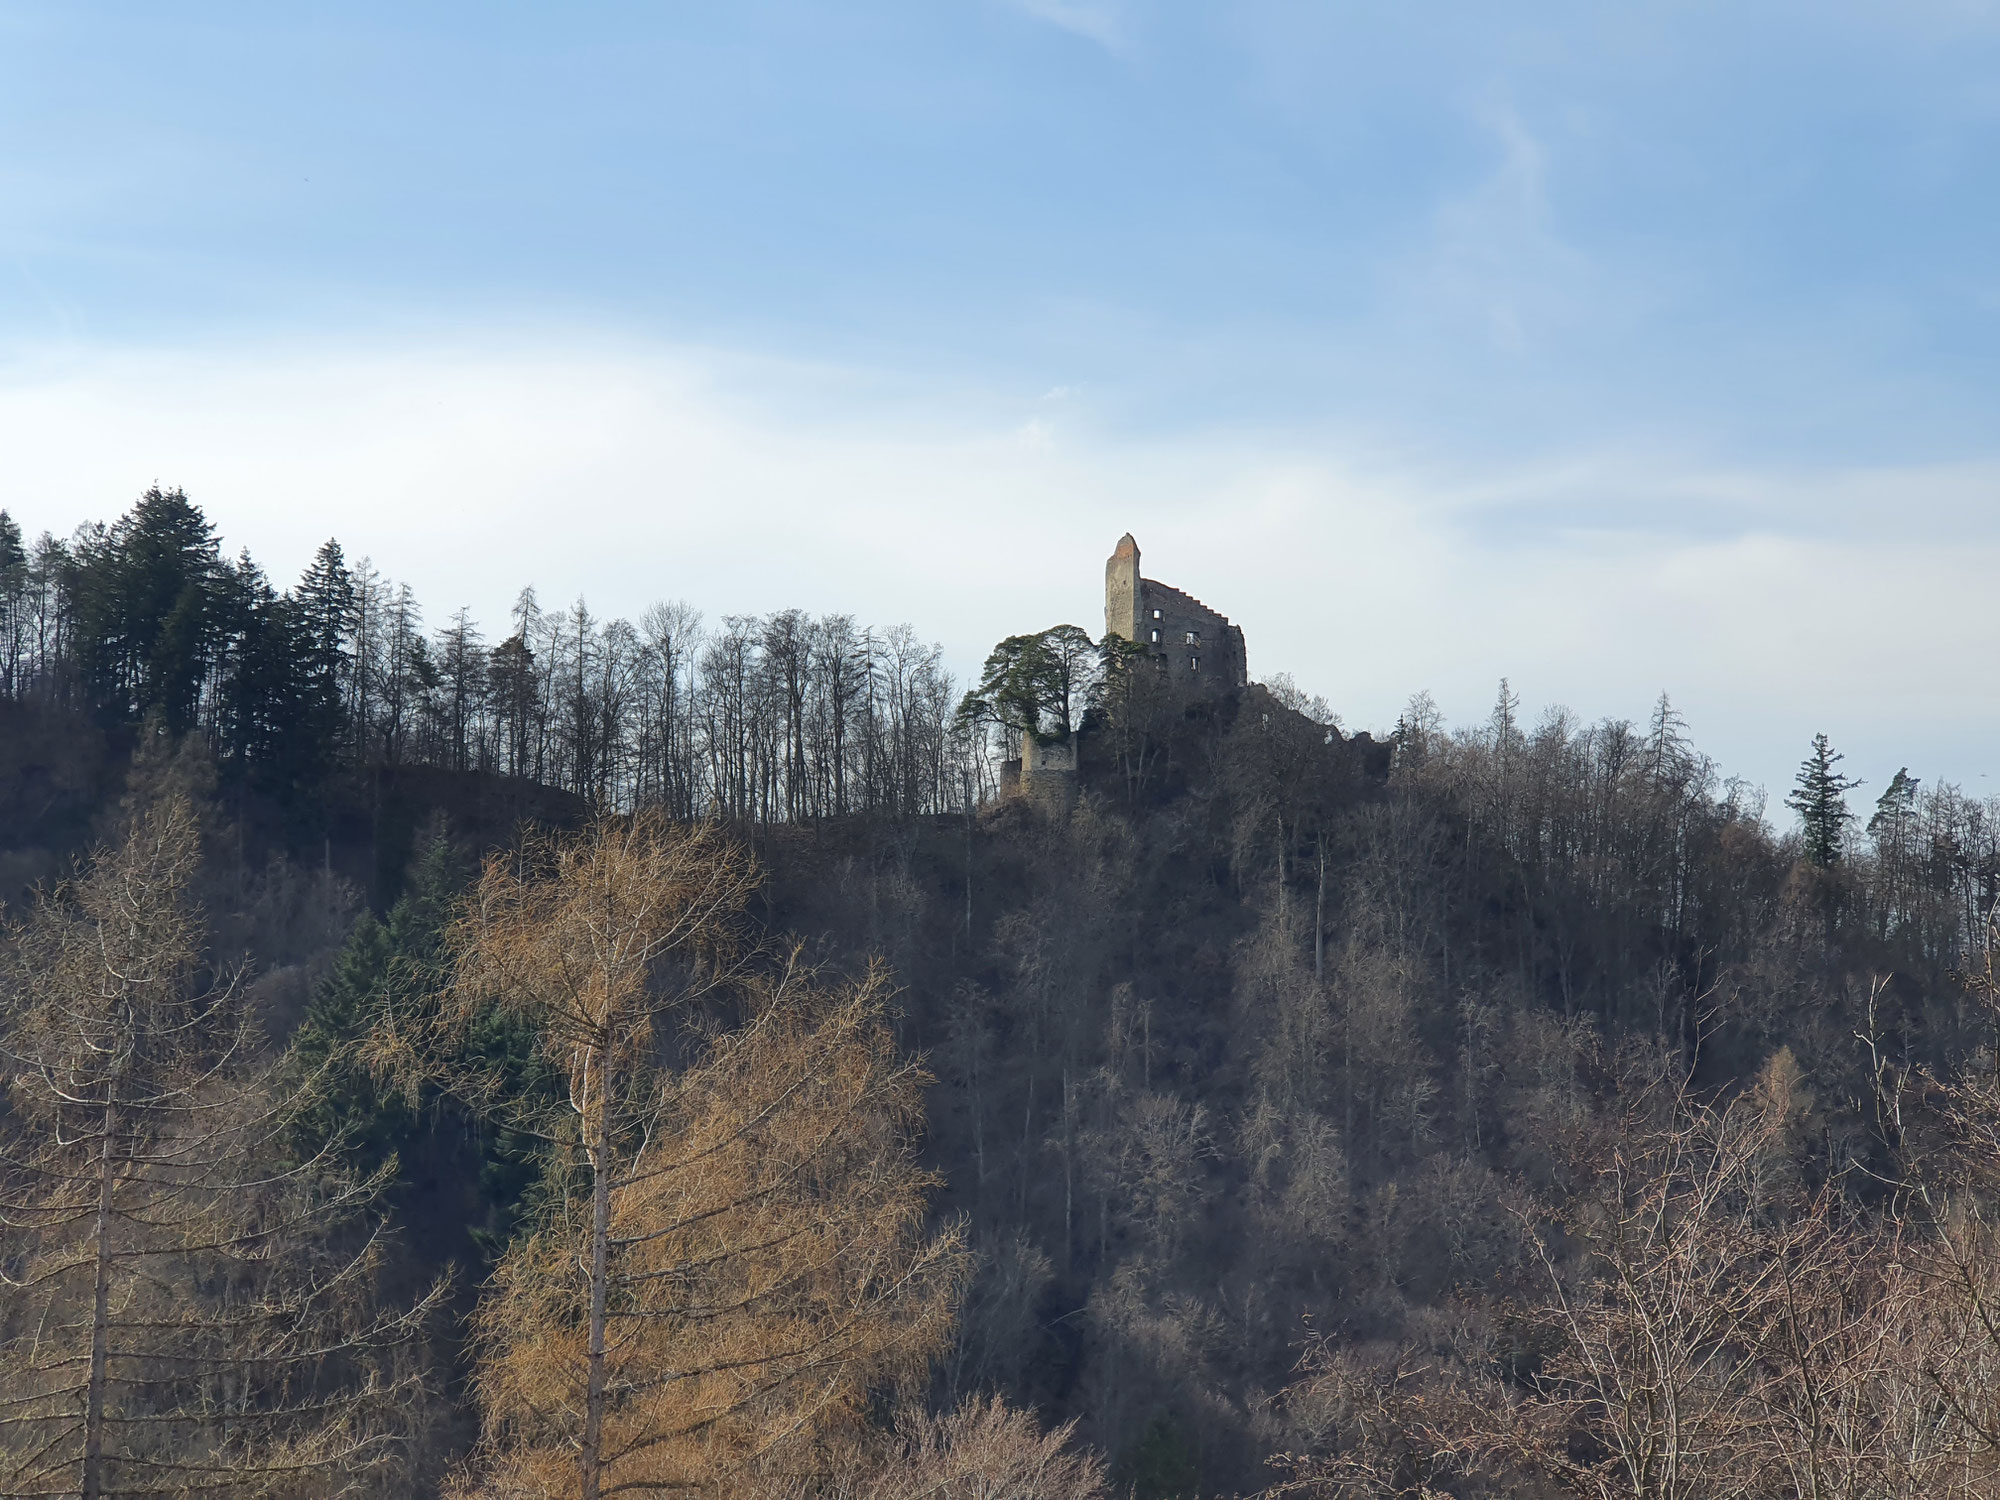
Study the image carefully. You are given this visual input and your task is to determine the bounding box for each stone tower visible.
[1105,532,1142,644]
[1006,535,1248,813]
[1102,533,1247,690]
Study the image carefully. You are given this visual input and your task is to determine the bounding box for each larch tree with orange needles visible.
[433,813,961,1500]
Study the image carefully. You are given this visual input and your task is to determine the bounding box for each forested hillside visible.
[6,490,2000,1498]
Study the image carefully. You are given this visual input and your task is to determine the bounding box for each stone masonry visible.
[1010,533,1247,811]
[1010,731,1079,813]
[1103,533,1247,690]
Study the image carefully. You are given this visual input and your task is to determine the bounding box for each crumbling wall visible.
[1015,730,1078,815]
[1103,533,1248,691]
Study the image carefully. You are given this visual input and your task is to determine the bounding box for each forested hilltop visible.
[5,488,2000,1499]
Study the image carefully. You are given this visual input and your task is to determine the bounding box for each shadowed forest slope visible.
[6,492,2000,1497]
[752,682,1999,1493]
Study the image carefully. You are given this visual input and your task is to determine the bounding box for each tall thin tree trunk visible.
[1019,1072,1034,1218]
[968,1035,986,1199]
[1314,832,1326,984]
[82,1092,117,1500]
[581,1054,611,1500]
[1276,812,1287,920]
[1061,1065,1073,1278]
[1344,992,1356,1162]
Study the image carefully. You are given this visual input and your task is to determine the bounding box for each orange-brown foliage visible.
[442,813,962,1498]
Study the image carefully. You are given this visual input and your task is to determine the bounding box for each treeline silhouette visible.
[1388,684,2000,987]
[0,488,977,827]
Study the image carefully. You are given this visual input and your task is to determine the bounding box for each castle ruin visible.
[1009,533,1247,809]
[1103,532,1247,690]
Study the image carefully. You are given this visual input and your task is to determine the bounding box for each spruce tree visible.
[293,827,467,1170]
[218,553,316,792]
[70,486,227,732]
[293,826,554,1257]
[294,538,356,762]
[1785,732,1862,867]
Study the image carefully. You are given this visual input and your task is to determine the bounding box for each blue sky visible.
[4,1,1999,806]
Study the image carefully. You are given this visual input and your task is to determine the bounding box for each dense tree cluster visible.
[0,491,977,824]
[0,785,1094,1499]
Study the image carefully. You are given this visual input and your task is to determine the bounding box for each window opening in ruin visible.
[1190,655,1200,671]
[1152,609,1162,620]
[1150,629,1160,643]
[1185,631,1199,645]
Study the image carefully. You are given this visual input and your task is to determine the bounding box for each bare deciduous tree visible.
[1266,1087,1993,1500]
[0,796,440,1500]
[807,1395,1110,1500]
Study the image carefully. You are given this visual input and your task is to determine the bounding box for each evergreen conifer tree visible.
[294,827,466,1165]
[218,553,318,795]
[295,537,357,762]
[293,826,554,1256]
[1867,766,1921,840]
[71,486,227,732]
[957,624,1098,744]
[1785,732,1863,867]
[0,508,27,696]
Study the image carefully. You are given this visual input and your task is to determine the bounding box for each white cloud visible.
[0,333,1992,804]
[1004,0,1128,52]
[1402,101,1602,354]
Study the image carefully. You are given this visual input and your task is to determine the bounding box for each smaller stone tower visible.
[1014,730,1078,813]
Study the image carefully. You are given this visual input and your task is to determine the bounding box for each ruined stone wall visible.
[1000,534,1243,815]
[1103,533,1247,691]
[1134,580,1246,690]
[1016,729,1078,814]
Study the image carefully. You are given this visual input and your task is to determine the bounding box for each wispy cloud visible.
[1005,0,1128,53]
[1405,101,1599,353]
